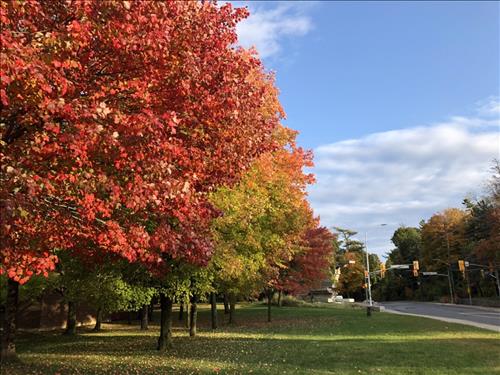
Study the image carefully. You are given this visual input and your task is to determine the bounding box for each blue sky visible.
[233,1,500,257]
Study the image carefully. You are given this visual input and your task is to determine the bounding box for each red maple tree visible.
[1,0,281,282]
[1,0,283,358]
[282,227,336,295]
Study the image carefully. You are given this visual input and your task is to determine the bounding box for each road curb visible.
[353,302,385,311]
[383,308,500,332]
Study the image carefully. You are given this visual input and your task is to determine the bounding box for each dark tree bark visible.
[127,311,133,325]
[267,289,273,322]
[210,292,217,330]
[65,301,77,335]
[178,302,184,320]
[1,279,19,362]
[93,307,102,332]
[228,293,236,324]
[140,304,149,330]
[223,294,230,314]
[278,290,282,307]
[189,295,198,337]
[148,300,154,322]
[184,302,190,328]
[157,293,173,351]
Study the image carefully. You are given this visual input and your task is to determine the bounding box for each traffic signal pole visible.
[365,232,373,317]
[469,263,500,297]
[495,269,500,298]
[446,269,454,304]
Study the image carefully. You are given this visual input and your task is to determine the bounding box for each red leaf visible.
[0,89,8,106]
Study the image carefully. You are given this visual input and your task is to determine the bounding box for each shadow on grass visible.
[4,306,499,375]
[5,330,499,375]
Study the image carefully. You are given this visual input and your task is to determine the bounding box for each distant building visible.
[307,280,337,303]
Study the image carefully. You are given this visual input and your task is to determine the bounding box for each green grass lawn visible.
[2,303,499,375]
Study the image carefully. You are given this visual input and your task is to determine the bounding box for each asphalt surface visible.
[380,301,500,331]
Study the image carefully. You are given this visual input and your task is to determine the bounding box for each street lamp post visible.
[333,224,386,316]
[364,224,386,317]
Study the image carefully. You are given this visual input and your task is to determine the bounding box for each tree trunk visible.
[178,302,184,320]
[65,301,77,335]
[148,300,154,322]
[1,279,19,362]
[157,293,173,351]
[210,292,217,330]
[140,304,149,330]
[267,289,272,322]
[278,290,282,307]
[228,293,236,324]
[189,295,198,337]
[93,307,102,332]
[223,293,230,314]
[184,301,190,328]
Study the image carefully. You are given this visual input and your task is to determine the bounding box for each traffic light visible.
[380,263,386,278]
[412,260,419,277]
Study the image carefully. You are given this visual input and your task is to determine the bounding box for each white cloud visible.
[309,99,500,257]
[234,2,313,59]
[476,96,500,117]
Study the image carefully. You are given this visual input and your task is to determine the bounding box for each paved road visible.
[380,301,500,332]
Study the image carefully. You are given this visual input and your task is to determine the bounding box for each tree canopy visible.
[1,0,281,283]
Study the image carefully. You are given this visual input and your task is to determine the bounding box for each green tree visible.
[389,227,422,265]
[462,161,500,297]
[210,127,315,322]
[332,228,369,300]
